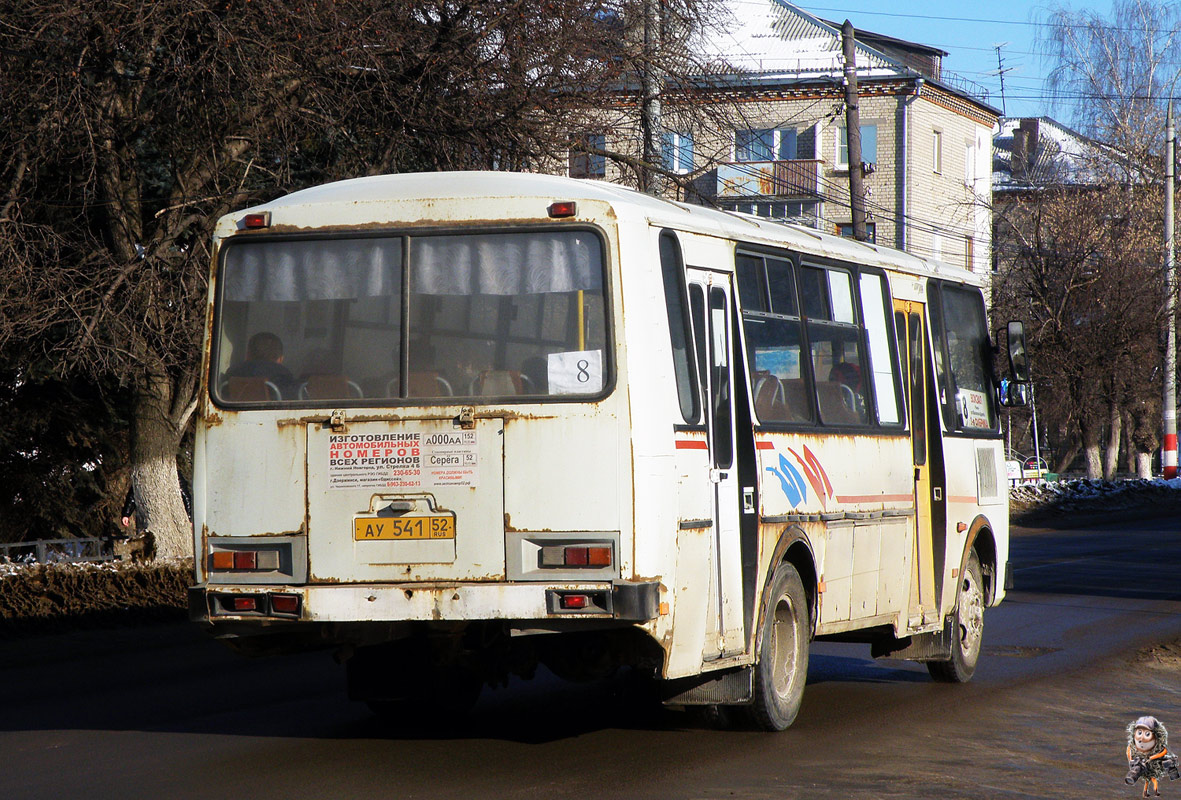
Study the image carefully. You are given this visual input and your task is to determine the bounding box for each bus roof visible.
[220,171,981,287]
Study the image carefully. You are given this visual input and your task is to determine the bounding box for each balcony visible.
[717,159,823,200]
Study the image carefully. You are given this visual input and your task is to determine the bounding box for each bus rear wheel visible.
[747,562,810,731]
[927,551,984,683]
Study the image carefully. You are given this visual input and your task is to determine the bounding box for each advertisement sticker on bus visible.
[325,431,479,490]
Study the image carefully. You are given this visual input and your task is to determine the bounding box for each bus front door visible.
[687,270,745,658]
[894,301,939,626]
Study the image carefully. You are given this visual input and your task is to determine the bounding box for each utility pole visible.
[841,20,867,241]
[1164,103,1177,478]
[640,0,664,196]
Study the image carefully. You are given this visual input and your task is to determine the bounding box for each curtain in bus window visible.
[859,273,901,424]
[939,285,997,431]
[412,232,602,295]
[407,231,607,400]
[223,237,402,301]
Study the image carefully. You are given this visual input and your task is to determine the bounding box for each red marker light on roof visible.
[242,212,271,229]
[548,201,577,218]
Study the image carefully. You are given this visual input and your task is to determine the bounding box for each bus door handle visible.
[710,469,729,483]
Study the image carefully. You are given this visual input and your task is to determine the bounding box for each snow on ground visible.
[1010,476,1181,522]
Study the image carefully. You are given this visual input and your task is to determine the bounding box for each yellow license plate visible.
[354,515,455,541]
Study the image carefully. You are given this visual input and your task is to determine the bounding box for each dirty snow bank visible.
[1010,477,1181,524]
[0,559,192,637]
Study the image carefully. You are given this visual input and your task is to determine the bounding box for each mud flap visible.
[871,614,954,661]
[661,666,753,706]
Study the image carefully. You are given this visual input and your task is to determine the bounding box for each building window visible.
[965,141,976,184]
[662,131,695,174]
[735,128,796,162]
[569,133,606,179]
[837,222,876,243]
[932,130,943,174]
[729,201,805,219]
[836,124,877,169]
[965,235,975,271]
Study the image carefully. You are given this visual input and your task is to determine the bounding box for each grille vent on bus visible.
[976,448,999,500]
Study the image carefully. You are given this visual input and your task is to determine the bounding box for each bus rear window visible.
[213,230,608,405]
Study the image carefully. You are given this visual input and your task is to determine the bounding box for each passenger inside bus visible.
[224,331,298,399]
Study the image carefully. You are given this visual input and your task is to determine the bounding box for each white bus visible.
[190,172,1029,730]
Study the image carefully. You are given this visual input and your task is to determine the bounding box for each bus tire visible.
[747,562,810,731]
[927,551,984,683]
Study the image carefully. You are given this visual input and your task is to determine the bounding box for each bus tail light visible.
[547,589,610,614]
[232,596,257,613]
[209,547,281,572]
[270,594,300,615]
[540,545,613,569]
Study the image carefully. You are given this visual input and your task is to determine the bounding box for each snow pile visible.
[1010,477,1181,522]
[0,559,192,637]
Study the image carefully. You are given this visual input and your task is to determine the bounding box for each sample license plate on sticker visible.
[354,515,455,541]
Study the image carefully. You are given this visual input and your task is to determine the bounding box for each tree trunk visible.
[1136,452,1153,479]
[1131,403,1161,480]
[1052,436,1080,475]
[1082,416,1102,479]
[1124,414,1138,475]
[1102,401,1121,480]
[129,373,190,560]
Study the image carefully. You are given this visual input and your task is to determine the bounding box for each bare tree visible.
[991,0,1181,478]
[0,0,715,557]
[993,182,1161,478]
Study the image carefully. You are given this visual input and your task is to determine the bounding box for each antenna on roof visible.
[992,43,1014,117]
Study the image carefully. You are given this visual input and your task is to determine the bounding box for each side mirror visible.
[997,378,1029,408]
[1007,321,1030,383]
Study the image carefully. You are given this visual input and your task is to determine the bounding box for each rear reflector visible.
[232,596,257,612]
[560,594,589,610]
[270,594,299,614]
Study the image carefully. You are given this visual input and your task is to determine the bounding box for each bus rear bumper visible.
[190,579,660,625]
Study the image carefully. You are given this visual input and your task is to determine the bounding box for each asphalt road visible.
[3,516,1181,800]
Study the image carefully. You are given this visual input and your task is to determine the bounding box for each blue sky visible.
[793,1,1113,120]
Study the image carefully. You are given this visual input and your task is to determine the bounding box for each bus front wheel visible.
[747,562,810,731]
[927,551,984,683]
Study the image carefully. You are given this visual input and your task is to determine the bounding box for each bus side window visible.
[736,253,811,425]
[858,272,902,425]
[802,266,868,426]
[660,232,700,424]
[937,283,998,432]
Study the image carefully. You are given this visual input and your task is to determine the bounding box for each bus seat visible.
[406,372,453,397]
[222,376,281,402]
[816,380,865,425]
[753,371,788,422]
[779,378,811,422]
[299,374,363,400]
[471,370,524,396]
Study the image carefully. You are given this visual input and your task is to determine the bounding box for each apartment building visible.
[564,0,999,274]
